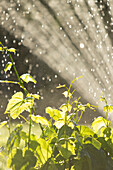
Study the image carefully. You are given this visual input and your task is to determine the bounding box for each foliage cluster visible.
[0,42,113,170]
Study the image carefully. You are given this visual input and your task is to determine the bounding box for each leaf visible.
[46,107,62,121]
[58,125,73,138]
[32,94,40,100]
[62,91,72,98]
[77,125,94,137]
[4,62,12,74]
[56,84,66,88]
[60,104,72,113]
[91,117,108,133]
[0,121,7,129]
[6,124,23,152]
[103,105,113,113]
[103,105,109,112]
[4,92,34,119]
[7,149,23,169]
[36,138,52,164]
[84,137,101,150]
[30,115,49,126]
[54,120,64,129]
[8,48,16,53]
[7,149,37,170]
[20,73,37,84]
[57,146,72,159]
[109,106,113,113]
[0,47,2,51]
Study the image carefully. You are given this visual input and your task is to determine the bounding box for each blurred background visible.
[0,0,113,123]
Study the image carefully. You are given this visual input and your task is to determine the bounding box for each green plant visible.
[1,42,113,170]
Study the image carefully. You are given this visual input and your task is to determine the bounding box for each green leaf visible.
[8,48,16,53]
[84,137,101,150]
[54,120,64,129]
[58,125,73,138]
[78,105,85,112]
[60,104,72,113]
[56,84,66,88]
[77,125,94,137]
[36,138,52,164]
[0,121,7,129]
[20,73,37,84]
[30,115,49,126]
[4,62,12,74]
[7,149,36,170]
[7,149,23,170]
[22,150,37,170]
[46,107,62,121]
[62,91,72,98]
[4,92,34,119]
[6,124,23,152]
[0,47,3,51]
[32,94,40,100]
[103,127,111,138]
[57,146,72,159]
[103,105,113,113]
[91,117,108,133]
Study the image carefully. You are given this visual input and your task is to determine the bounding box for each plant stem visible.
[8,114,11,135]
[106,111,109,127]
[7,51,28,95]
[28,109,32,149]
[76,111,78,124]
[20,115,29,124]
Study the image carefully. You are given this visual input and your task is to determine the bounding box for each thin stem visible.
[8,114,11,135]
[28,109,32,149]
[78,111,83,123]
[106,111,109,127]
[7,51,28,95]
[76,111,78,124]
[20,115,29,124]
[0,80,19,84]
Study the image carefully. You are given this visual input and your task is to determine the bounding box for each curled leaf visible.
[20,73,37,84]
[56,84,66,88]
[32,94,40,100]
[4,62,12,74]
[8,48,16,53]
[62,91,72,98]
[60,104,72,113]
[0,121,7,129]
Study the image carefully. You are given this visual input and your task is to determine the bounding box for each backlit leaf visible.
[91,116,108,133]
[4,92,34,119]
[36,138,52,164]
[0,47,3,51]
[0,121,7,129]
[30,115,49,126]
[54,120,64,129]
[8,48,16,53]
[56,84,66,88]
[62,91,72,98]
[60,104,72,113]
[6,124,23,152]
[20,73,37,84]
[32,94,40,100]
[103,105,113,113]
[4,62,12,74]
[46,107,62,121]
[77,125,94,137]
